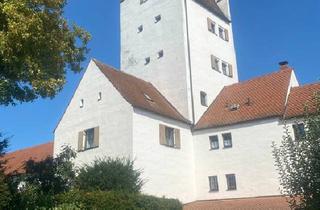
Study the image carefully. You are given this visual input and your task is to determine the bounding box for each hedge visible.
[56,190,182,210]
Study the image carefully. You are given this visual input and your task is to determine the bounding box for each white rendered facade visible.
[121,0,238,123]
[53,0,316,205]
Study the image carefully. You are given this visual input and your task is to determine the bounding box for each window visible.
[98,92,102,101]
[200,91,208,107]
[80,99,84,108]
[222,62,228,75]
[165,127,175,147]
[293,123,306,140]
[211,55,220,72]
[155,15,161,23]
[219,27,224,39]
[137,25,143,33]
[209,135,219,150]
[157,50,164,58]
[78,127,99,152]
[145,57,150,65]
[226,174,237,190]
[140,0,148,4]
[159,125,181,149]
[223,133,232,148]
[209,176,219,192]
[207,18,216,34]
[218,26,229,41]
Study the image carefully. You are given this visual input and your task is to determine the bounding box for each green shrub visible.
[56,190,182,210]
[76,158,143,193]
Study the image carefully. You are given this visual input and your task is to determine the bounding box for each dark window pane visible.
[226,174,237,190]
[165,127,175,147]
[210,136,219,150]
[293,123,305,140]
[209,176,219,192]
[85,128,94,149]
[223,133,232,148]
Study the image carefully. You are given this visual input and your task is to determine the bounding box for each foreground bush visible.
[57,190,182,210]
[76,158,143,193]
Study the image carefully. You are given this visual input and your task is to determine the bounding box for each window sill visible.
[223,146,232,149]
[78,146,99,153]
[227,189,237,191]
[209,190,219,193]
[209,148,219,151]
[161,144,181,150]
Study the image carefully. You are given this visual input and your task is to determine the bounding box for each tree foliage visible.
[76,158,143,193]
[0,133,10,209]
[8,146,76,209]
[273,93,320,209]
[0,0,90,105]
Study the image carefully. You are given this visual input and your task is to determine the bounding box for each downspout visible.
[183,0,196,125]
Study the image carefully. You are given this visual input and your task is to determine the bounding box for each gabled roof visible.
[93,60,189,123]
[193,0,230,23]
[184,196,290,210]
[1,142,53,175]
[195,68,293,130]
[285,83,320,119]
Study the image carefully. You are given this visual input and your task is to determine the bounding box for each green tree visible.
[76,158,144,193]
[0,133,10,209]
[8,146,77,209]
[0,0,90,105]
[273,93,320,209]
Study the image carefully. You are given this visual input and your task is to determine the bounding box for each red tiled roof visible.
[1,142,53,175]
[184,196,290,210]
[285,83,320,119]
[195,68,293,130]
[93,59,189,123]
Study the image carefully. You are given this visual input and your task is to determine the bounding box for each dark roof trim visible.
[193,0,231,23]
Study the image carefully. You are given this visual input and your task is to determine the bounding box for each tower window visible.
[222,62,228,75]
[157,50,164,58]
[144,57,150,65]
[218,26,229,41]
[200,91,208,107]
[211,55,220,72]
[137,25,143,33]
[207,18,216,34]
[155,15,162,23]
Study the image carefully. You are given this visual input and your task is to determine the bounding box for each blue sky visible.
[1,0,319,152]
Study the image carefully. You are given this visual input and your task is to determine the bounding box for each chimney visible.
[279,61,289,70]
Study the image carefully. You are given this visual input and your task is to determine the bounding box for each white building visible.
[54,0,320,208]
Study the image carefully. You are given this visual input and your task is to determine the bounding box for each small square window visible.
[223,133,232,148]
[209,136,219,150]
[293,123,306,140]
[155,15,161,23]
[211,55,220,72]
[207,18,216,34]
[98,92,102,101]
[80,99,84,108]
[209,176,219,192]
[226,174,237,190]
[165,127,175,147]
[137,25,143,33]
[200,91,208,107]
[140,0,148,5]
[157,50,164,58]
[145,57,150,65]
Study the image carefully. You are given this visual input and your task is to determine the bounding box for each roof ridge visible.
[226,68,293,89]
[93,59,154,86]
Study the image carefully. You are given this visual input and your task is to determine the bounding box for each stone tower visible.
[120,0,238,122]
